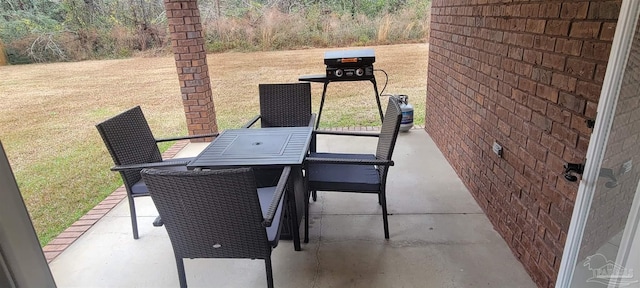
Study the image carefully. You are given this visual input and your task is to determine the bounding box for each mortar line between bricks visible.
[42,125,425,263]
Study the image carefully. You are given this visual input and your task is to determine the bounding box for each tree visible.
[0,40,7,65]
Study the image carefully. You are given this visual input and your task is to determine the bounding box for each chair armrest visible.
[155,133,219,143]
[262,166,291,227]
[305,157,394,166]
[110,160,191,171]
[313,130,380,137]
[241,115,262,128]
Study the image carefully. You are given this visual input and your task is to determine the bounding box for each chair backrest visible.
[140,168,272,260]
[376,97,403,178]
[259,83,312,127]
[96,106,162,188]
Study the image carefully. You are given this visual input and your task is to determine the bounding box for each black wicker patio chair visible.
[304,96,402,241]
[242,82,316,129]
[242,82,317,189]
[140,166,290,288]
[96,106,217,239]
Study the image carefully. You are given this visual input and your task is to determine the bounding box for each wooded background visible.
[0,0,431,63]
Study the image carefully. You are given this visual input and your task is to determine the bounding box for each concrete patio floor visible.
[49,129,537,287]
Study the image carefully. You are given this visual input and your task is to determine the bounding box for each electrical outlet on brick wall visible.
[621,160,633,175]
[492,142,503,157]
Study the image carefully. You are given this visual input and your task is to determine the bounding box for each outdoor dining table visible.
[186,126,313,251]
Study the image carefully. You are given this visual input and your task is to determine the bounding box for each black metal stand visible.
[299,74,383,129]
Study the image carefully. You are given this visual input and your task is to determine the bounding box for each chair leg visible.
[310,134,317,153]
[304,189,309,243]
[304,166,316,202]
[127,195,139,239]
[175,257,187,288]
[380,192,390,239]
[265,256,274,288]
[152,215,164,227]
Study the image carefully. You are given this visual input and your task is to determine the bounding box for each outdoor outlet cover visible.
[622,160,633,175]
[492,142,503,157]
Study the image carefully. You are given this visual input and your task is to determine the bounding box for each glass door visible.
[557,1,640,287]
[0,141,56,287]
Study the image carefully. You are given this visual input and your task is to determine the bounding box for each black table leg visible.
[287,167,304,251]
[313,77,382,129]
[315,81,329,130]
[371,78,384,123]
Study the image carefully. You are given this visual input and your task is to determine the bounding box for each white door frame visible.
[555,0,640,287]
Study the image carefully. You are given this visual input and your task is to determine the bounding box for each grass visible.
[204,5,430,53]
[0,43,428,246]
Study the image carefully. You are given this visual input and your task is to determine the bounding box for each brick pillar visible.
[164,0,217,141]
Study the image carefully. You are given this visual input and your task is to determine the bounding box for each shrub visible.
[1,0,431,62]
[201,2,430,53]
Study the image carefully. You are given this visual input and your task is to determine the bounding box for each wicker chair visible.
[96,106,217,239]
[242,82,317,188]
[140,167,290,288]
[242,82,316,129]
[304,97,402,241]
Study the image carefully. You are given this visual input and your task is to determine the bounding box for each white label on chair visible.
[213,243,222,249]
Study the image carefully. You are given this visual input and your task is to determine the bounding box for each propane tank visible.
[396,95,414,132]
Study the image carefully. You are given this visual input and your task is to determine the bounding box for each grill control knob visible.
[356,68,364,76]
[335,69,343,77]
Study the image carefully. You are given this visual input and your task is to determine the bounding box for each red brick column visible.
[164,0,218,141]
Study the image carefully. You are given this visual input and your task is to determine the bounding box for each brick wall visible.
[165,0,218,140]
[426,1,620,287]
